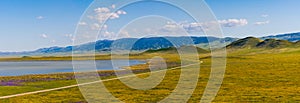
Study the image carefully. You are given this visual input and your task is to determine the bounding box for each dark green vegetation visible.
[296,40,300,45]
[0,37,300,102]
[227,37,300,49]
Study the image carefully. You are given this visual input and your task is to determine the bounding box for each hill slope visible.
[256,39,293,48]
[296,41,300,45]
[227,37,299,49]
[226,37,262,49]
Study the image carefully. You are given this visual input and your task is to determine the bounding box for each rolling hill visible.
[227,37,299,49]
[256,39,293,48]
[296,41,300,45]
[226,37,262,49]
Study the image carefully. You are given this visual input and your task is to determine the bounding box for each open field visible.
[0,48,300,102]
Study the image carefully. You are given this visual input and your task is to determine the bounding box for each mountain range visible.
[0,37,237,56]
[261,32,300,42]
[1,32,299,56]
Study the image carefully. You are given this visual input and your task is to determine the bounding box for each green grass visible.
[0,80,76,96]
[0,48,300,102]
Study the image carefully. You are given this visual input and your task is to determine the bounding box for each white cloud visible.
[116,10,127,15]
[218,19,248,27]
[65,34,73,38]
[70,36,76,42]
[85,5,127,39]
[94,7,110,13]
[90,23,109,31]
[90,23,100,30]
[110,13,120,19]
[160,22,213,34]
[119,31,130,38]
[104,31,114,36]
[91,6,127,23]
[41,34,48,38]
[65,34,76,42]
[111,4,116,9]
[78,22,87,26]
[161,22,182,32]
[87,15,94,19]
[183,22,208,32]
[254,21,270,25]
[99,31,115,39]
[160,19,248,34]
[103,24,108,30]
[36,16,44,20]
[159,22,190,36]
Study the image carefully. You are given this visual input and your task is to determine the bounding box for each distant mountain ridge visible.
[261,32,300,42]
[0,36,237,56]
[1,32,300,56]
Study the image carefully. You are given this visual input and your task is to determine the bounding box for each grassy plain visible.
[0,48,300,102]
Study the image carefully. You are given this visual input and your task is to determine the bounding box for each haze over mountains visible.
[0,37,237,56]
[1,32,300,56]
[261,32,300,42]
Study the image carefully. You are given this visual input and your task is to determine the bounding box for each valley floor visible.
[0,49,300,102]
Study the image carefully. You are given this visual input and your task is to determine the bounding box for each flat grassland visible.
[0,48,300,102]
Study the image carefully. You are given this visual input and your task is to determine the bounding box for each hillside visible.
[226,37,262,49]
[296,41,300,45]
[227,36,300,49]
[256,39,293,48]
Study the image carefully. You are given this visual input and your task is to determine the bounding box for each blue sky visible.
[0,0,300,52]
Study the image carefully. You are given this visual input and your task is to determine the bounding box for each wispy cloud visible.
[40,34,48,38]
[64,34,73,38]
[81,4,127,39]
[91,6,127,23]
[36,16,44,20]
[90,23,101,30]
[111,4,116,9]
[160,22,184,33]
[160,19,248,33]
[51,40,56,43]
[254,21,270,25]
[78,22,87,26]
[64,34,75,42]
[218,19,248,27]
[119,30,130,38]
